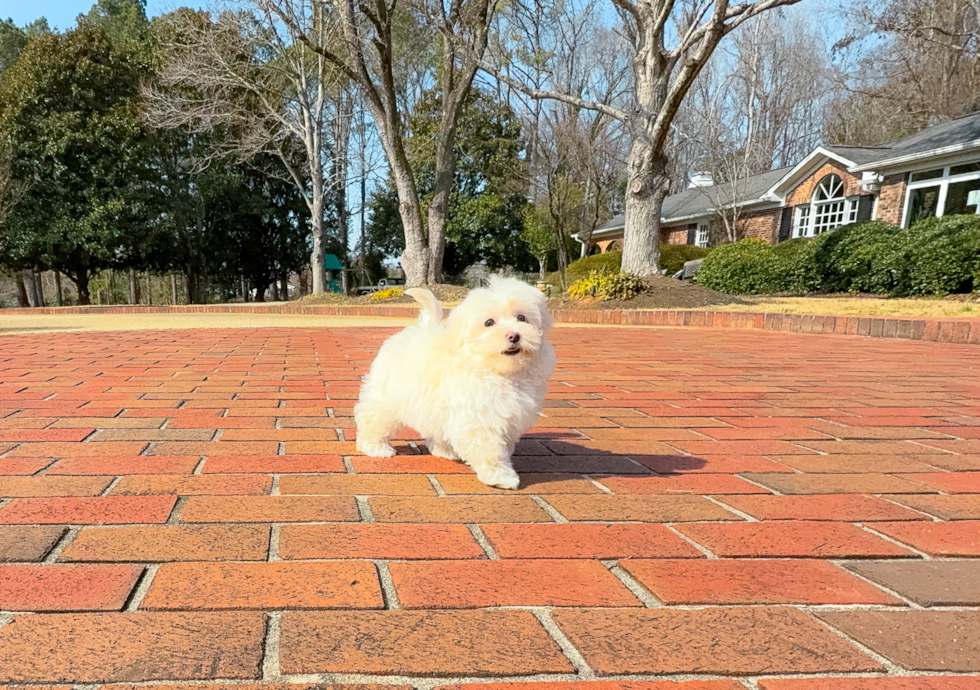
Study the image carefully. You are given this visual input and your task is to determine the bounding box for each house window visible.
[695,223,709,248]
[795,174,856,238]
[795,205,811,238]
[903,162,980,227]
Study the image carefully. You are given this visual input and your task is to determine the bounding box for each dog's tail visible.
[405,288,444,327]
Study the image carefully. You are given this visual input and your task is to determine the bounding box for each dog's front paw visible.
[357,440,397,458]
[476,465,521,490]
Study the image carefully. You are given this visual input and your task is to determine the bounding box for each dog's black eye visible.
[484,319,494,327]
[517,314,527,322]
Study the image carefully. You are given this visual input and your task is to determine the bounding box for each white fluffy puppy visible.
[354,276,555,489]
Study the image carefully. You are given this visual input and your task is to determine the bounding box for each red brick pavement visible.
[1,326,979,687]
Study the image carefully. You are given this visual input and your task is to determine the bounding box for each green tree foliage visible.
[81,0,149,52]
[0,17,48,75]
[364,89,537,277]
[0,24,146,303]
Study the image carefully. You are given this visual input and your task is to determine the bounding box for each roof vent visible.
[688,172,714,188]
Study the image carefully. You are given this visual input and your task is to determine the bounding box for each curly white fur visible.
[354,276,556,489]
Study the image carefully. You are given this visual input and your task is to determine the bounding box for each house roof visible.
[847,111,980,171]
[588,166,791,238]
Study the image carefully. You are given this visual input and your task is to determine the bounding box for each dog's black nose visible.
[507,332,521,344]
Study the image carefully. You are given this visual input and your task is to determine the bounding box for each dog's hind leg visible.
[354,400,399,458]
[426,438,460,461]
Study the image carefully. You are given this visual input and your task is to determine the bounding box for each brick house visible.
[579,111,980,254]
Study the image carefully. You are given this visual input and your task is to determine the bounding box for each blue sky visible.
[1,0,205,30]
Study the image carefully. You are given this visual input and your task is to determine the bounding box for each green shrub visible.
[696,239,779,294]
[770,237,819,293]
[566,270,645,301]
[660,244,712,276]
[885,215,980,296]
[563,244,712,284]
[809,221,898,293]
[564,251,622,282]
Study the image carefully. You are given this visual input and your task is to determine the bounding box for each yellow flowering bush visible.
[566,270,645,301]
[369,287,404,301]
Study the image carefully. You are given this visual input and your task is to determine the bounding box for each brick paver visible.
[2,325,979,685]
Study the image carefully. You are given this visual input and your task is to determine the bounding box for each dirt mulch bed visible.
[301,277,745,310]
[301,284,470,306]
[549,275,749,310]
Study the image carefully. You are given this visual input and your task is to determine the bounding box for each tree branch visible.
[481,61,634,125]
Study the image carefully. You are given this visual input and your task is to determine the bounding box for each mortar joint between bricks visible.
[530,495,569,523]
[665,524,718,558]
[858,523,933,560]
[262,611,283,681]
[606,562,662,607]
[704,495,758,521]
[375,561,401,609]
[582,474,614,494]
[355,496,375,522]
[123,563,159,612]
[43,526,80,563]
[166,496,188,524]
[269,524,282,561]
[808,610,910,676]
[466,524,499,559]
[343,457,355,473]
[530,608,596,680]
[270,475,281,495]
[100,476,124,496]
[427,474,447,496]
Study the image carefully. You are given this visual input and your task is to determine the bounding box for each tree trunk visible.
[55,271,63,306]
[376,122,428,286]
[76,270,91,305]
[622,137,668,276]
[309,191,328,294]
[538,256,547,279]
[387,152,427,285]
[333,88,352,257]
[272,280,280,302]
[15,271,29,307]
[279,275,289,301]
[145,274,152,305]
[426,124,456,285]
[241,276,247,302]
[183,273,192,304]
[33,269,44,307]
[128,267,138,305]
[171,274,177,304]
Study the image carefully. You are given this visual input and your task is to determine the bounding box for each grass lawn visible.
[716,295,980,318]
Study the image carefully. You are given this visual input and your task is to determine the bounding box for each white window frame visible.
[794,174,858,238]
[695,222,709,248]
[902,162,980,228]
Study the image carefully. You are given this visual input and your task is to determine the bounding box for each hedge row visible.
[564,245,712,283]
[696,216,980,296]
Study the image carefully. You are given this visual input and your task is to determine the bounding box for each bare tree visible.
[827,0,980,144]
[487,0,802,275]
[144,4,345,294]
[267,0,495,285]
[672,9,829,242]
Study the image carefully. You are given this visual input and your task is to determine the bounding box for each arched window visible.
[795,173,860,238]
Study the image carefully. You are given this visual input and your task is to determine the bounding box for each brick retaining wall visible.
[5,303,980,345]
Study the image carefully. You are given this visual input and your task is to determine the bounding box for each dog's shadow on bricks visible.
[510,438,708,485]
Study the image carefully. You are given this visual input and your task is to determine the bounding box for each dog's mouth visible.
[501,346,522,356]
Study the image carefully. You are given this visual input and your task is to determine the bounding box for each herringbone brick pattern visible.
[1,326,979,689]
